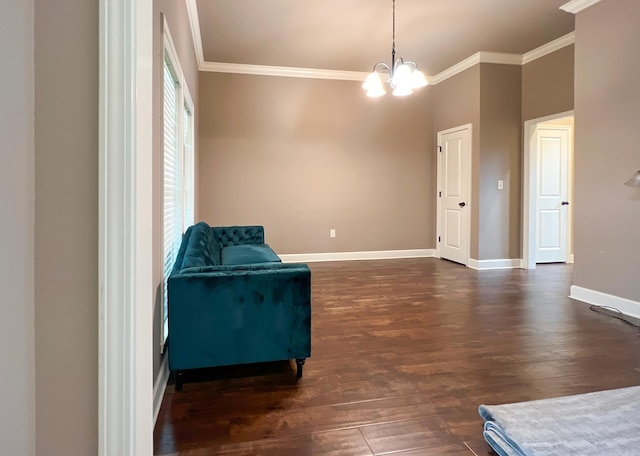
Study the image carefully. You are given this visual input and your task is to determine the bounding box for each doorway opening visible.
[523,111,574,269]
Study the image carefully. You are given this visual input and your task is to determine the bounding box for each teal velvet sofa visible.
[167,222,311,390]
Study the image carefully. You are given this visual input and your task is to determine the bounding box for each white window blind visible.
[163,55,183,347]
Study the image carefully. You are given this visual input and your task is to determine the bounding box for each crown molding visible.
[185,0,205,68]
[200,61,368,81]
[429,52,521,85]
[185,0,574,85]
[560,0,603,14]
[429,53,480,85]
[522,31,575,64]
[479,52,523,66]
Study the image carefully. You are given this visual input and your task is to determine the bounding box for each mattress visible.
[478,385,640,456]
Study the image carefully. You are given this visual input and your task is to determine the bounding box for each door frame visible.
[522,111,574,270]
[99,0,154,454]
[436,123,472,266]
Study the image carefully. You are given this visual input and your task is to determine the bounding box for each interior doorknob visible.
[459,202,466,208]
[561,201,570,206]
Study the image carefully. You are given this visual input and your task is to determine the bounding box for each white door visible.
[437,125,471,265]
[535,128,569,263]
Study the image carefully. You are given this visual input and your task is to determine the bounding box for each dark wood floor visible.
[154,258,640,455]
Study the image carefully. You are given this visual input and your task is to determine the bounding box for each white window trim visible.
[182,85,195,228]
[99,0,154,454]
[161,16,195,349]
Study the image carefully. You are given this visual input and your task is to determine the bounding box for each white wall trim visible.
[402,52,522,85]
[560,0,603,14]
[415,52,471,86]
[280,249,434,263]
[570,286,640,320]
[99,0,154,454]
[163,16,184,83]
[153,355,170,425]
[522,32,575,64]
[197,43,570,85]
[479,51,523,66]
[200,61,368,82]
[184,0,205,68]
[196,43,570,85]
[467,259,522,270]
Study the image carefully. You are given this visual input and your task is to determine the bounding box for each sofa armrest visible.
[213,225,264,247]
[167,264,311,371]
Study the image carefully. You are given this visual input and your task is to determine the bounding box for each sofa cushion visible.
[221,244,281,265]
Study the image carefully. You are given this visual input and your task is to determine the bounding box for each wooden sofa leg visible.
[174,371,183,391]
[295,359,305,378]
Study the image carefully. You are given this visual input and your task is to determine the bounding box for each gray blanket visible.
[478,385,640,456]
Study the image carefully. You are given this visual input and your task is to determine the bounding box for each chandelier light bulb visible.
[362,72,383,91]
[367,86,387,97]
[391,64,413,96]
[363,71,386,97]
[411,69,428,89]
[392,85,413,96]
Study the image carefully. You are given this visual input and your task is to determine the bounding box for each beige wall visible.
[478,64,522,260]
[1,1,35,455]
[152,0,200,383]
[522,45,574,122]
[432,64,522,261]
[31,0,200,452]
[198,73,435,253]
[199,49,575,263]
[573,0,640,301]
[432,67,481,135]
[34,0,98,454]
[433,64,522,260]
[429,66,482,257]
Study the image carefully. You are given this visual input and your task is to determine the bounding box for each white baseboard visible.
[570,285,640,320]
[153,354,170,425]
[467,258,522,270]
[279,249,435,263]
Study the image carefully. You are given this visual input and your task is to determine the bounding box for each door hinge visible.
[437,146,442,152]
[438,236,441,242]
[439,191,442,197]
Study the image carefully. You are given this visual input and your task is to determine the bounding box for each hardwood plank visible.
[157,429,374,456]
[359,417,458,454]
[154,259,640,455]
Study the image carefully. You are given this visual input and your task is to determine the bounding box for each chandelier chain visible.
[392,0,396,55]
[362,0,427,96]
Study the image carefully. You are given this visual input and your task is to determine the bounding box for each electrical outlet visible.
[330,229,336,238]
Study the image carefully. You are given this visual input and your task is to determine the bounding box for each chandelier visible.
[362,0,428,97]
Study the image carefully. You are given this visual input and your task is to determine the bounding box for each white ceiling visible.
[194,0,575,76]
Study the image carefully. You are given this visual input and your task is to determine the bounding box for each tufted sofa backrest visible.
[173,223,266,272]
[180,222,221,269]
[213,226,264,247]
